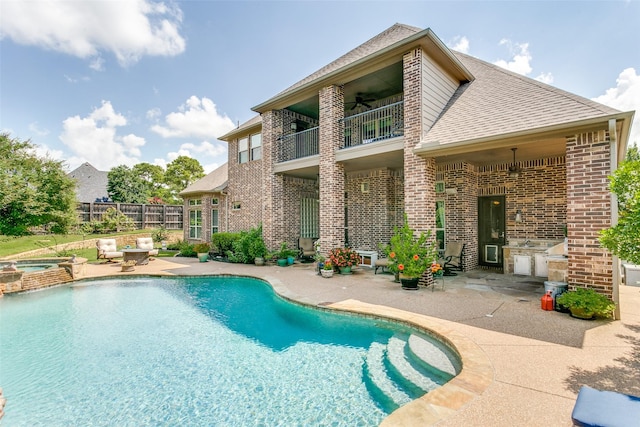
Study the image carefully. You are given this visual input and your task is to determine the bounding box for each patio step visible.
[363,333,460,412]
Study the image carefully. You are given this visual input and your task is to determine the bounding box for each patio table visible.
[122,249,150,266]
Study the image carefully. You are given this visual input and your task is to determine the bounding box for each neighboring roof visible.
[219,114,262,142]
[253,23,473,112]
[67,162,109,202]
[420,52,625,147]
[179,163,228,196]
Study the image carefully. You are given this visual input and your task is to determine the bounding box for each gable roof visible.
[67,162,109,202]
[418,51,625,149]
[253,23,473,112]
[218,114,262,142]
[179,163,228,196]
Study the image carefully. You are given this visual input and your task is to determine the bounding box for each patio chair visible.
[298,237,316,261]
[136,237,159,257]
[439,242,464,276]
[374,258,390,274]
[96,238,123,263]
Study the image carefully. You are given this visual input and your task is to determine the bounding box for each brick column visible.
[318,85,345,253]
[261,110,285,250]
[566,129,613,296]
[403,48,436,233]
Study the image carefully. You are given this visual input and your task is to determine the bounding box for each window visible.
[251,133,262,160]
[238,137,248,163]
[189,209,202,239]
[435,182,445,193]
[232,202,241,210]
[189,199,202,206]
[300,198,319,238]
[211,209,219,234]
[211,198,219,205]
[238,133,262,163]
[435,201,445,254]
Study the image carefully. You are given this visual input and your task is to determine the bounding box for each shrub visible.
[193,242,210,253]
[210,232,241,256]
[151,226,169,243]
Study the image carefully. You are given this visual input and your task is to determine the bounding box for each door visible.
[478,196,506,268]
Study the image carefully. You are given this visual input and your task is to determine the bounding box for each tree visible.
[132,162,166,202]
[599,144,640,264]
[0,133,77,235]
[163,156,205,203]
[107,165,148,203]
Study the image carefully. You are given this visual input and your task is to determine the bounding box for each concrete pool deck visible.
[82,257,640,426]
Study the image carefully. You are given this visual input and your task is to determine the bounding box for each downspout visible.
[609,118,621,320]
[221,190,229,232]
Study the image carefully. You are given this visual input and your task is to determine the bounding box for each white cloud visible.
[494,39,533,75]
[592,67,640,146]
[0,0,185,67]
[150,96,236,140]
[28,122,49,137]
[59,101,146,170]
[449,36,469,54]
[154,140,227,174]
[146,107,162,120]
[535,72,554,84]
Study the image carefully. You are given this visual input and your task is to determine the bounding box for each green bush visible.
[177,240,196,257]
[151,226,169,243]
[210,232,240,256]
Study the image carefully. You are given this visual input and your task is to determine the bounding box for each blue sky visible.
[1,0,639,174]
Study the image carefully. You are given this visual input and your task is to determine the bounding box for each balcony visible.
[341,101,404,149]
[277,127,319,163]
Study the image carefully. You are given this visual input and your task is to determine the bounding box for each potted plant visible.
[386,215,438,290]
[193,242,210,263]
[555,288,615,320]
[321,261,334,278]
[274,242,296,267]
[328,247,359,274]
[249,235,268,266]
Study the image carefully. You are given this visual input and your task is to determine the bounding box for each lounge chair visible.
[96,238,123,263]
[439,242,464,276]
[136,237,159,257]
[298,237,316,261]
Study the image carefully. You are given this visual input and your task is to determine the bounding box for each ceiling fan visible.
[508,148,522,178]
[346,94,375,110]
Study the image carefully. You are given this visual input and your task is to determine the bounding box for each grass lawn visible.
[0,230,169,259]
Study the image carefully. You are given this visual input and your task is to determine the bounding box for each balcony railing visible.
[277,127,319,163]
[341,101,404,149]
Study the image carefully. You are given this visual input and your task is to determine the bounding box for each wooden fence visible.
[77,202,183,230]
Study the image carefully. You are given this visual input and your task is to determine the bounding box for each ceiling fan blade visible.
[351,104,358,110]
[362,103,372,108]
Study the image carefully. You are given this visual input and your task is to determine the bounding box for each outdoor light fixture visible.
[509,148,521,178]
[515,209,523,223]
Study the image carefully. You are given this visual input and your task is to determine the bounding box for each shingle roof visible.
[67,162,109,202]
[273,23,422,98]
[179,163,228,196]
[218,114,262,141]
[422,52,622,146]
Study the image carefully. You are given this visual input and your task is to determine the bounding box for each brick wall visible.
[279,176,318,252]
[566,130,613,295]
[318,85,345,255]
[346,168,403,252]
[260,110,282,249]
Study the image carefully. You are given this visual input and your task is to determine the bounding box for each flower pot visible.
[277,258,288,267]
[400,276,419,290]
[121,264,135,272]
[287,256,295,265]
[254,257,265,266]
[339,266,352,275]
[197,253,209,262]
[569,307,596,320]
[321,269,334,278]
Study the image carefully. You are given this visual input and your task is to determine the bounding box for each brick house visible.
[182,24,634,302]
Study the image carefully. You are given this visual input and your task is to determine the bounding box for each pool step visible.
[363,334,459,412]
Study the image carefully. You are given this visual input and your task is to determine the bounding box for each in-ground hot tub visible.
[0,257,87,294]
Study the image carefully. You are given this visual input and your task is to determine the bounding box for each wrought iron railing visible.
[341,101,404,149]
[277,127,319,162]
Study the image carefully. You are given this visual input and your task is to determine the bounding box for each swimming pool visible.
[0,276,460,426]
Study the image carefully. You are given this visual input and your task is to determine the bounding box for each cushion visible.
[571,386,640,427]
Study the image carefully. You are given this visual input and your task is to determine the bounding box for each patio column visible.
[566,129,613,296]
[403,48,436,234]
[318,85,345,254]
[261,109,286,250]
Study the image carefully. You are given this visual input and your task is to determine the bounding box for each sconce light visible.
[509,147,521,178]
[291,122,297,131]
[515,209,523,223]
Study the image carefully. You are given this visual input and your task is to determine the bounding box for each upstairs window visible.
[189,199,202,206]
[238,137,249,163]
[251,133,262,160]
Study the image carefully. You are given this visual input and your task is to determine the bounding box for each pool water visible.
[0,276,457,426]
